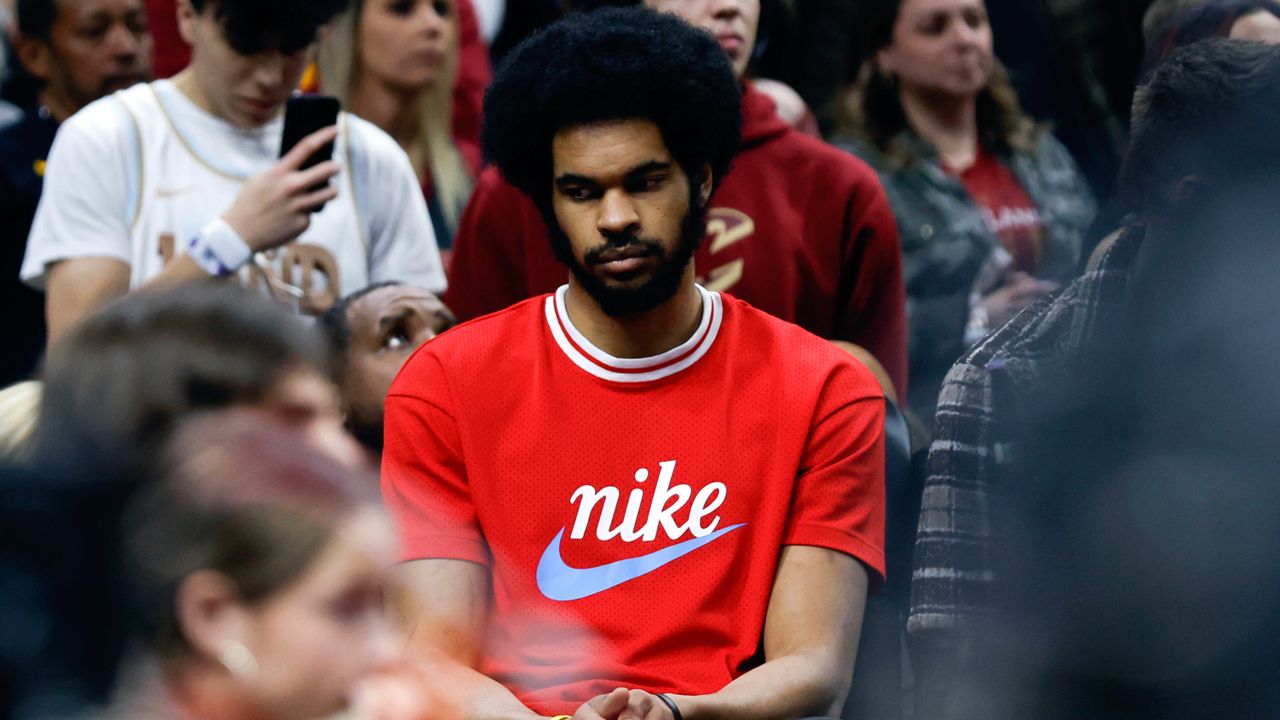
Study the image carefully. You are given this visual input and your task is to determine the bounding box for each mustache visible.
[583,236,664,265]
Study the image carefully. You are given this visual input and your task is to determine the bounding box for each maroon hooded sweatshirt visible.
[445,84,909,400]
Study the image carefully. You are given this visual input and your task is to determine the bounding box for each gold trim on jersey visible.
[149,84,249,183]
[116,96,147,232]
[342,112,371,257]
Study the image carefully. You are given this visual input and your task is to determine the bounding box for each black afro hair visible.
[190,0,349,56]
[482,6,742,213]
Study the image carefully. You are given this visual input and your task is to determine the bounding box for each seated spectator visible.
[1082,0,1280,266]
[998,57,1280,720]
[447,0,909,402]
[320,282,456,455]
[572,0,821,136]
[383,9,885,718]
[1,0,151,386]
[143,0,492,168]
[21,0,445,346]
[908,40,1280,718]
[1143,0,1280,75]
[107,411,399,720]
[1080,0,1280,265]
[5,285,367,717]
[34,283,349,482]
[318,0,479,252]
[836,0,1095,425]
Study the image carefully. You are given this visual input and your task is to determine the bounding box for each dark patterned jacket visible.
[907,226,1142,638]
[840,131,1096,424]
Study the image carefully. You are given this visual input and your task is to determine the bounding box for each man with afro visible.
[446,0,908,405]
[383,7,886,720]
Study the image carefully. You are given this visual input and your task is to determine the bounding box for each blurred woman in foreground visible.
[108,411,401,720]
[3,287,376,718]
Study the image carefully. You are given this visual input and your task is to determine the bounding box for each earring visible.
[218,641,259,678]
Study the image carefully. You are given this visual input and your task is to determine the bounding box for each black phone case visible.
[280,95,341,195]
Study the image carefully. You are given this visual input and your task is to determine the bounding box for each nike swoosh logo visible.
[156,186,193,198]
[536,523,747,602]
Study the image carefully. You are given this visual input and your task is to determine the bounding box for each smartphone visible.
[280,95,341,200]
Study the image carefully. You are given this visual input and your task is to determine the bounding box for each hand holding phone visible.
[221,100,343,254]
[280,95,341,194]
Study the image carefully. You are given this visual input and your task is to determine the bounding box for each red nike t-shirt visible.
[946,145,1047,274]
[382,287,886,715]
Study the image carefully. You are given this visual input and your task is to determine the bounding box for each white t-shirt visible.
[21,80,446,314]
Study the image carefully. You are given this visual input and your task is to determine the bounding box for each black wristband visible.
[655,693,683,720]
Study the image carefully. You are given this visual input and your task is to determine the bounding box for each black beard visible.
[548,195,706,318]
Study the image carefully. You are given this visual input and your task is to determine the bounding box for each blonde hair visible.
[318,0,474,233]
[0,381,41,463]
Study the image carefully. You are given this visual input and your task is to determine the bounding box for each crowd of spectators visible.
[3,1,1280,719]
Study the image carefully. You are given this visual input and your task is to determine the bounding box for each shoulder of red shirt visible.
[726,293,886,393]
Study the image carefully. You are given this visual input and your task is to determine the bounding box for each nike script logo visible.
[536,522,746,601]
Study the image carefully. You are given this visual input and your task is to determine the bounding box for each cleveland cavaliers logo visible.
[699,207,755,294]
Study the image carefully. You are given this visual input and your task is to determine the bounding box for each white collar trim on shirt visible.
[545,284,723,383]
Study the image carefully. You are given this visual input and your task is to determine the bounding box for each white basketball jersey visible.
[23,80,445,314]
[120,82,369,313]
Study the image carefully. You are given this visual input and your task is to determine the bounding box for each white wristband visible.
[187,217,253,276]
